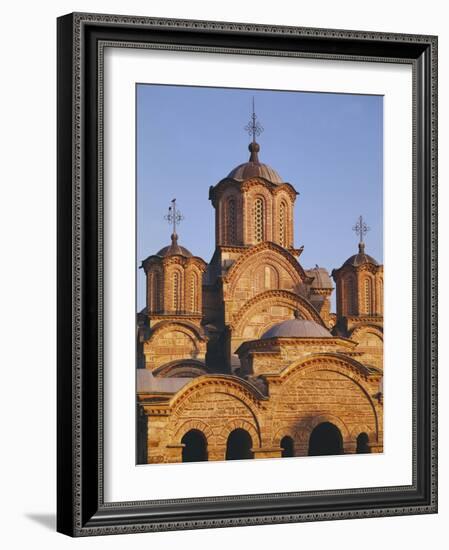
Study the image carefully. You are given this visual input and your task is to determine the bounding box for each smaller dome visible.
[307,266,333,290]
[343,243,379,267]
[262,318,332,339]
[156,233,192,258]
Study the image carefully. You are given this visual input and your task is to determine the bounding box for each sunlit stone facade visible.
[137,137,384,464]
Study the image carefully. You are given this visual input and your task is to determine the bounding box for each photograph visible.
[136,85,384,464]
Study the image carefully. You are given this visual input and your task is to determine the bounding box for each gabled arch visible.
[350,324,384,340]
[224,241,311,293]
[231,289,325,334]
[152,359,209,378]
[278,352,378,383]
[146,320,206,345]
[169,374,266,414]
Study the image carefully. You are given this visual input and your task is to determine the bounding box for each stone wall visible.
[141,355,383,463]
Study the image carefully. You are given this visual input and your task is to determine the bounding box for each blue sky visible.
[137,84,383,311]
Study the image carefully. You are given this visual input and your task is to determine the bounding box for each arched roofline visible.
[147,320,206,344]
[152,359,209,378]
[224,241,312,287]
[277,352,379,382]
[350,324,384,339]
[231,289,325,331]
[169,374,267,411]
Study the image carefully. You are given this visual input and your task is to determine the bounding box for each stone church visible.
[137,112,384,464]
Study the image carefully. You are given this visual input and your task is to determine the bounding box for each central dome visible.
[227,142,284,185]
[262,318,332,339]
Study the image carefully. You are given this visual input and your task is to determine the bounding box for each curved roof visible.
[307,266,333,289]
[156,233,192,258]
[262,318,332,339]
[227,141,284,185]
[343,243,379,267]
[228,162,284,184]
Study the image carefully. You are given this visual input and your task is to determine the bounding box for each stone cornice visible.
[209,177,298,206]
[216,244,304,257]
[346,315,384,326]
[332,262,383,278]
[148,313,202,321]
[142,254,207,271]
[236,335,356,357]
[310,288,333,296]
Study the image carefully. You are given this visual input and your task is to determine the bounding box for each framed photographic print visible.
[57,12,438,536]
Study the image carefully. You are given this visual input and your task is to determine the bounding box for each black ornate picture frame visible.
[57,12,438,536]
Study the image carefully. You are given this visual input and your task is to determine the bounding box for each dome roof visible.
[156,233,192,258]
[261,318,332,339]
[227,142,284,185]
[306,266,333,290]
[343,243,379,267]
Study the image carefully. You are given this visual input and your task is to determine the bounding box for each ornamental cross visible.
[352,215,370,244]
[244,97,264,142]
[164,198,184,235]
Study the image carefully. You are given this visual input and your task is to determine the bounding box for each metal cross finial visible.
[244,97,264,142]
[352,215,370,244]
[164,198,184,236]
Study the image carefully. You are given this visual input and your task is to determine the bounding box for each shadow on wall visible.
[25,513,56,531]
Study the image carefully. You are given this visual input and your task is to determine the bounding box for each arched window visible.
[153,271,161,312]
[308,422,343,456]
[225,197,236,244]
[279,201,287,247]
[356,432,371,454]
[379,278,383,313]
[345,277,356,315]
[172,271,181,311]
[226,429,253,460]
[364,278,373,314]
[254,265,279,291]
[280,435,294,458]
[254,198,264,243]
[254,266,264,291]
[190,272,198,312]
[181,430,208,462]
[264,265,278,289]
[148,272,153,311]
